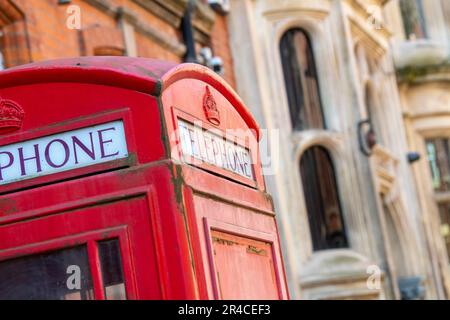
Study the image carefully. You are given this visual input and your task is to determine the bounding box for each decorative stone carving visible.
[371,144,399,197]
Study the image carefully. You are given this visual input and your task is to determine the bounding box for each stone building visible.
[384,0,450,298]
[228,0,448,299]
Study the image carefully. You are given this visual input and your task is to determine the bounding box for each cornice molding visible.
[83,0,186,57]
[132,0,188,28]
[133,0,216,43]
[0,0,25,26]
[350,20,389,58]
[83,0,115,16]
[347,0,392,38]
[192,0,216,35]
[117,6,186,57]
[133,0,216,44]
[397,62,450,84]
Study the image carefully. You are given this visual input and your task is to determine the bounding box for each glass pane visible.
[426,138,450,192]
[98,239,127,300]
[0,245,94,300]
[400,0,427,40]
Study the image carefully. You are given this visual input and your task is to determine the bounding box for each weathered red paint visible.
[0,57,289,300]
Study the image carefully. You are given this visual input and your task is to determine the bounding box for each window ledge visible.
[298,249,384,299]
[393,39,449,70]
[299,249,379,284]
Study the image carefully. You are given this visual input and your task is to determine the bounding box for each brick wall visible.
[210,15,236,88]
[0,0,237,88]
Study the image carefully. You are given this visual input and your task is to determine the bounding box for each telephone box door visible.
[0,190,162,300]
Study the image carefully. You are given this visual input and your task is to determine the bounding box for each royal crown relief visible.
[203,86,220,126]
[176,86,254,181]
[0,97,24,134]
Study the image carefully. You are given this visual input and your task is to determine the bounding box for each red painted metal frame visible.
[0,225,137,300]
[181,165,290,300]
[0,163,198,299]
[0,57,289,300]
[0,57,259,139]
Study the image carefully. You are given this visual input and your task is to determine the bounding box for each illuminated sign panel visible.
[178,119,254,180]
[0,121,128,185]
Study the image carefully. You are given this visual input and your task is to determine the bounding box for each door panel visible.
[210,230,279,300]
[0,195,161,300]
[201,215,284,300]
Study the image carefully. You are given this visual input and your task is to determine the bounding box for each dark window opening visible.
[300,146,348,250]
[280,29,325,131]
[400,0,427,40]
[426,137,450,263]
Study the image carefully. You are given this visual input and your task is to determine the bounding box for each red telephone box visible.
[0,57,289,300]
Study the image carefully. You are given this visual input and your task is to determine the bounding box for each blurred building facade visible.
[0,0,449,300]
[385,0,450,299]
[228,0,449,300]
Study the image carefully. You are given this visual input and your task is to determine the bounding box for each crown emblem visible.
[203,86,220,126]
[0,97,24,134]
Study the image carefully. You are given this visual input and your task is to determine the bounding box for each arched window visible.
[280,29,324,130]
[300,146,348,250]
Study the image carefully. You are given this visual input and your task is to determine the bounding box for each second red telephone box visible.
[0,57,289,300]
